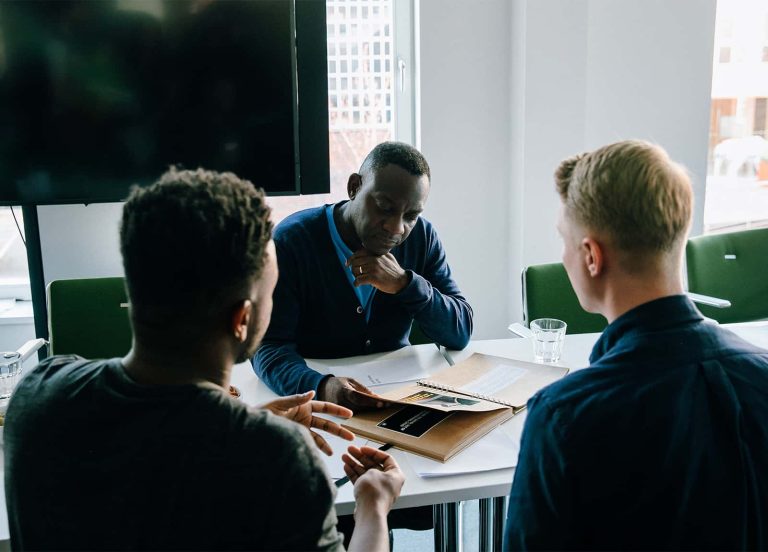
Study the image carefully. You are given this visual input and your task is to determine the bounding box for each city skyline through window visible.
[267,0,396,225]
[704,0,768,233]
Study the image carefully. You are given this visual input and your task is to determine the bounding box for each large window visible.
[704,0,768,234]
[268,0,415,224]
[0,208,30,305]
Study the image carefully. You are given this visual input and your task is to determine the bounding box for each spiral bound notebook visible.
[378,353,569,414]
[342,353,569,461]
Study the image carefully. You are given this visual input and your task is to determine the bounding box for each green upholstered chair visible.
[46,277,133,359]
[522,262,608,334]
[686,228,768,324]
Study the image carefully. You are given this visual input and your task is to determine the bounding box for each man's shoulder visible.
[529,368,610,418]
[398,215,438,253]
[705,322,768,359]
[273,205,327,240]
[14,355,110,396]
[529,322,768,431]
[618,320,768,374]
[411,215,436,239]
[525,354,661,438]
[35,353,101,373]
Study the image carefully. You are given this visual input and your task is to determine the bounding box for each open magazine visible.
[375,354,568,412]
[341,353,570,461]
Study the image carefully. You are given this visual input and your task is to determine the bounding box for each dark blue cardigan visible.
[253,205,473,395]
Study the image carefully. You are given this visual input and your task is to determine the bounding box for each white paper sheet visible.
[329,353,435,387]
[461,364,528,397]
[405,427,520,478]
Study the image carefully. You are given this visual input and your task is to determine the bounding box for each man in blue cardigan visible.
[253,142,473,408]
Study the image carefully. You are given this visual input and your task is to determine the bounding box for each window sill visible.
[0,300,33,325]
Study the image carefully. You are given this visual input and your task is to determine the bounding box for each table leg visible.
[433,502,462,552]
[479,498,492,551]
[433,504,445,551]
[492,496,507,551]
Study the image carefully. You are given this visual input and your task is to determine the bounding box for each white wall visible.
[18,0,717,345]
[38,203,124,284]
[582,0,715,235]
[419,0,513,341]
[420,0,716,337]
[511,0,591,313]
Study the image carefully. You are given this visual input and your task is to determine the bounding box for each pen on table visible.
[335,443,394,488]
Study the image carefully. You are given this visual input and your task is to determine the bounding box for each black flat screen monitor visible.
[0,0,329,205]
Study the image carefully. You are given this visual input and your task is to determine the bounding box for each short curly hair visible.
[120,167,273,322]
[360,141,431,179]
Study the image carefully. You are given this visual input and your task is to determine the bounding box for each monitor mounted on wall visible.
[0,0,330,205]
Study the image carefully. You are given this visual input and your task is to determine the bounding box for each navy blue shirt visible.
[253,204,473,396]
[325,204,376,322]
[504,295,768,550]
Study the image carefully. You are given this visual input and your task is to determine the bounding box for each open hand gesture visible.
[259,391,355,455]
[342,445,404,511]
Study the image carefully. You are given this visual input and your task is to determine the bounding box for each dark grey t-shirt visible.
[4,356,343,551]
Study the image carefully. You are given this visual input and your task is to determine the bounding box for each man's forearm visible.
[414,291,473,349]
[253,342,326,395]
[348,506,389,552]
[397,272,473,349]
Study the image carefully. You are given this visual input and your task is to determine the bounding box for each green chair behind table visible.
[686,227,768,324]
[522,262,608,335]
[47,277,133,359]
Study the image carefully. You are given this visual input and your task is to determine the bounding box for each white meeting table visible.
[228,338,598,552]
[230,320,768,551]
[0,321,765,551]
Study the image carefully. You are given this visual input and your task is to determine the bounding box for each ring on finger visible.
[359,266,363,275]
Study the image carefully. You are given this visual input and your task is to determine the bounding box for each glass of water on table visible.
[0,351,23,416]
[530,318,567,362]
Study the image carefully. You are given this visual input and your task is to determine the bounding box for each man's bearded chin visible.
[235,333,261,364]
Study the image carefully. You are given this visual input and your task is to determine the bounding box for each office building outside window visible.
[704,0,768,234]
[268,0,408,225]
[0,207,30,303]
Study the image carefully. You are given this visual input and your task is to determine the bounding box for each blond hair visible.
[555,140,692,260]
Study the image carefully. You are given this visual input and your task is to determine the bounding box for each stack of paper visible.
[405,427,520,478]
[307,347,443,387]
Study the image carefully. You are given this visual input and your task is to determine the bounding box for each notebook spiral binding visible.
[415,380,516,408]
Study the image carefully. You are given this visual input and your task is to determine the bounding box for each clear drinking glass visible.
[530,318,567,363]
[0,351,22,411]
[0,351,22,399]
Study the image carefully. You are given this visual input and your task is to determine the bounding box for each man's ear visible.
[581,237,604,278]
[231,299,254,343]
[347,173,362,200]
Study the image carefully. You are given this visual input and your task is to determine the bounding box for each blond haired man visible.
[504,141,768,550]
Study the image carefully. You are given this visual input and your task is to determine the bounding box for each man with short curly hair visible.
[504,141,768,549]
[254,142,473,409]
[5,168,404,551]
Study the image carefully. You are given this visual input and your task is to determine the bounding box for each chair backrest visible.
[522,262,607,334]
[47,277,133,359]
[686,227,768,324]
